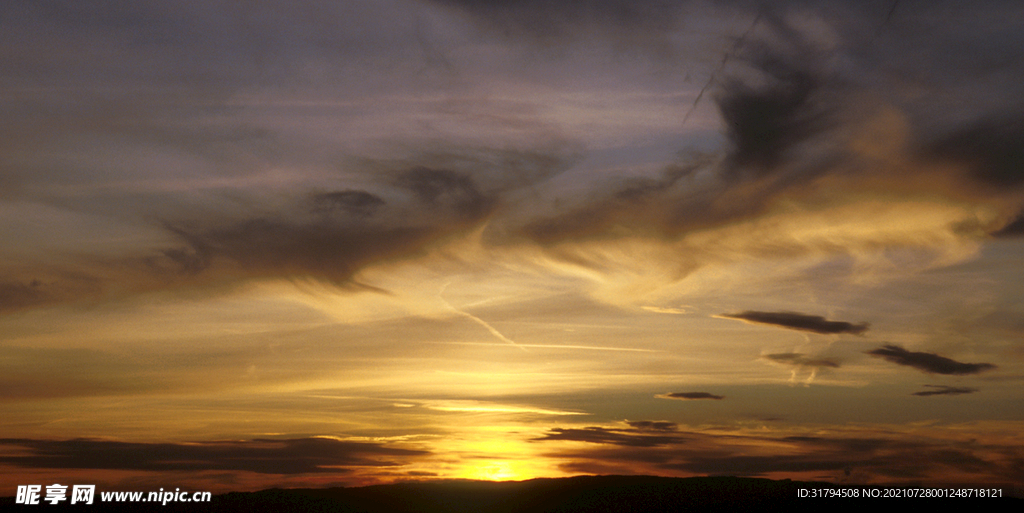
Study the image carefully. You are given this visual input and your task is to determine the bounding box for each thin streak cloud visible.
[438,282,528,352]
[912,385,979,397]
[718,311,869,335]
[866,344,996,375]
[656,392,725,401]
[0,437,428,474]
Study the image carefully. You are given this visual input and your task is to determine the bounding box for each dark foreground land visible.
[3,476,1020,512]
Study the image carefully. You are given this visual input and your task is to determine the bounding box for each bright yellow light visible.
[423,425,570,482]
[461,460,523,482]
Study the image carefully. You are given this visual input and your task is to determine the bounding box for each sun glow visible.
[429,426,569,482]
[460,460,523,482]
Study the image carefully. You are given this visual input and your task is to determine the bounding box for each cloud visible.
[716,25,835,178]
[537,423,1024,484]
[626,421,679,432]
[157,150,571,284]
[991,212,1024,237]
[719,311,868,335]
[427,0,692,49]
[912,385,979,397]
[0,146,577,313]
[3,0,1024,321]
[657,392,725,401]
[865,344,996,375]
[0,280,49,312]
[310,190,387,218]
[517,155,718,246]
[533,426,687,448]
[762,353,840,368]
[640,306,688,314]
[762,352,841,385]
[924,115,1024,188]
[0,437,428,475]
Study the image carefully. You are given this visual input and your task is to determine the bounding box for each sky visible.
[2,0,1024,494]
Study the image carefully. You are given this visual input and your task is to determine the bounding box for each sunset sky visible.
[2,0,1024,494]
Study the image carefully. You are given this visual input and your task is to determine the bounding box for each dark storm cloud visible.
[912,385,979,397]
[657,392,725,401]
[866,344,996,375]
[720,311,868,335]
[763,353,840,368]
[0,437,428,474]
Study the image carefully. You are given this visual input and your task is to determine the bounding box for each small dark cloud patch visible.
[720,311,869,335]
[866,344,996,375]
[763,353,840,368]
[310,190,386,217]
[0,437,428,474]
[533,427,686,448]
[166,218,433,284]
[912,385,979,397]
[657,392,724,401]
[924,115,1024,188]
[717,42,832,177]
[0,280,49,312]
[991,212,1024,237]
[394,167,490,219]
[159,247,210,276]
[626,420,678,432]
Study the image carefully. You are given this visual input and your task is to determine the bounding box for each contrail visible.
[682,10,764,125]
[438,282,529,352]
[876,0,899,36]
